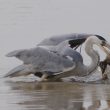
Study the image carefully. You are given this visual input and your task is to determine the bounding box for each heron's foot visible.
[102,74,108,80]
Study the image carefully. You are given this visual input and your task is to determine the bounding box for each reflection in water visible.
[1,79,110,110]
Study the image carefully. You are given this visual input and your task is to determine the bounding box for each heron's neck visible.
[84,40,99,75]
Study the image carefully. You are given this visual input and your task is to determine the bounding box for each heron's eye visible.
[101,40,106,46]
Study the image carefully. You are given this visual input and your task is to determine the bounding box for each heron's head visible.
[98,36,110,56]
[87,35,110,57]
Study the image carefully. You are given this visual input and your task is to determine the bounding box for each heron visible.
[38,33,110,79]
[4,36,110,82]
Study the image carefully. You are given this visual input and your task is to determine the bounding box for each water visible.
[0,70,110,110]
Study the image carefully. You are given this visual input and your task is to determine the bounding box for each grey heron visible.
[38,33,110,79]
[4,36,110,82]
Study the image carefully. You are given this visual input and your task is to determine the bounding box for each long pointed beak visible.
[101,41,110,56]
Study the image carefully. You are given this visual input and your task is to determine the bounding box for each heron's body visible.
[5,35,110,82]
[6,46,84,76]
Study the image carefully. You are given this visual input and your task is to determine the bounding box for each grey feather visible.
[6,49,26,57]
[38,33,93,46]
[4,65,34,77]
[5,47,76,76]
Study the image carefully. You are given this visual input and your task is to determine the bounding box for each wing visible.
[4,64,34,77]
[6,49,33,64]
[6,47,76,74]
[29,47,76,73]
[38,33,93,48]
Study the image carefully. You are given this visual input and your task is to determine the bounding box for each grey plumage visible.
[5,47,77,77]
[38,33,92,46]
[4,65,32,77]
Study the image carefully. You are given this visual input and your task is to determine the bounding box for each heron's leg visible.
[39,73,48,82]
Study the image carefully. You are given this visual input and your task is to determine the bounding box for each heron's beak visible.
[101,41,110,56]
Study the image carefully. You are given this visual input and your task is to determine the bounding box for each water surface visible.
[1,72,110,110]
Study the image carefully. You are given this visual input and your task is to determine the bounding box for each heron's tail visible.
[6,49,26,57]
[4,65,33,78]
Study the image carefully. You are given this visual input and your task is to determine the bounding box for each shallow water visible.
[1,72,110,110]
